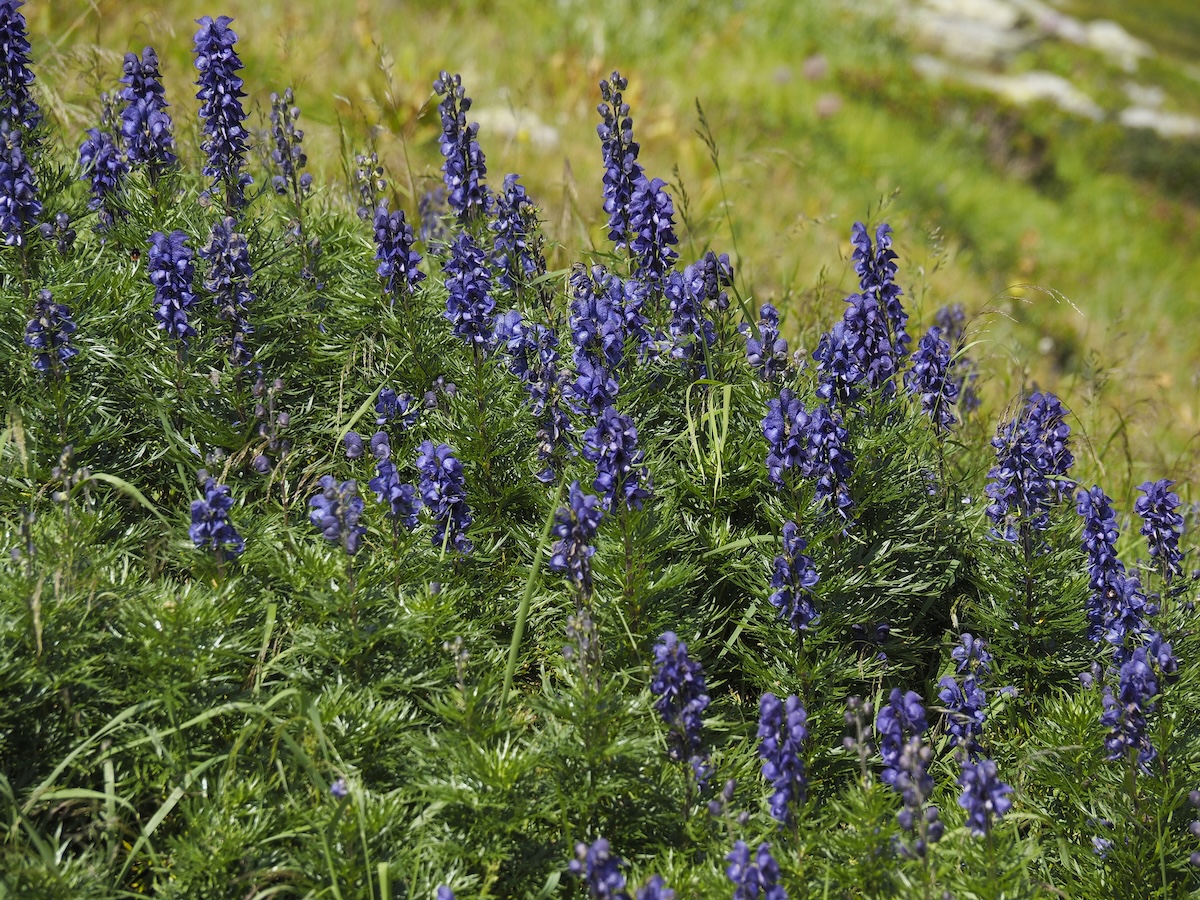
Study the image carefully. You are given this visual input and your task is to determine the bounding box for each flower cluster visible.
[367,432,420,530]
[851,221,909,361]
[24,289,78,374]
[118,47,176,177]
[893,737,943,857]
[251,375,291,473]
[0,122,40,245]
[956,756,1013,837]
[744,303,789,381]
[549,481,605,598]
[876,688,928,788]
[725,841,786,900]
[1100,646,1158,769]
[268,87,310,198]
[768,522,820,636]
[567,265,650,413]
[0,0,40,133]
[416,441,473,554]
[443,232,495,349]
[806,404,855,522]
[308,476,366,557]
[664,262,717,368]
[491,173,544,293]
[569,838,628,900]
[1077,486,1150,651]
[148,230,198,344]
[650,632,710,779]
[627,175,678,289]
[189,477,244,556]
[433,71,490,220]
[374,203,425,305]
[904,326,960,434]
[78,127,127,225]
[200,216,255,367]
[813,291,896,404]
[353,151,386,221]
[938,633,992,758]
[37,211,75,255]
[582,406,651,511]
[933,302,980,412]
[762,392,855,522]
[1135,478,1184,582]
[596,71,643,249]
[758,693,808,825]
[985,391,1075,541]
[193,15,251,211]
[375,388,420,429]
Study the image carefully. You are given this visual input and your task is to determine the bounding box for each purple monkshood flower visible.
[343,431,364,460]
[745,303,789,381]
[876,688,928,789]
[851,221,909,361]
[569,838,629,900]
[894,736,943,857]
[1135,479,1184,582]
[806,403,855,525]
[308,476,366,557]
[329,777,348,799]
[436,888,454,900]
[118,47,176,177]
[495,309,552,383]
[726,841,786,900]
[570,264,648,373]
[374,203,425,305]
[148,230,198,344]
[952,632,993,674]
[375,388,419,428]
[769,522,820,636]
[597,71,644,250]
[193,15,251,211]
[758,693,808,825]
[0,1,40,134]
[0,122,40,245]
[1100,646,1159,770]
[957,756,1013,837]
[190,477,244,556]
[268,87,309,198]
[939,674,987,759]
[905,326,960,434]
[443,231,495,349]
[491,173,543,293]
[582,405,652,511]
[985,391,1075,542]
[78,128,128,226]
[763,388,809,487]
[549,481,604,598]
[627,174,678,289]
[416,441,473,554]
[934,303,980,412]
[635,875,674,900]
[368,431,421,530]
[1077,486,1151,650]
[24,289,78,374]
[813,292,895,404]
[651,632,710,781]
[433,71,491,220]
[200,216,255,367]
[664,263,716,369]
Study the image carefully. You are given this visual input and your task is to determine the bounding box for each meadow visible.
[2,0,1200,897]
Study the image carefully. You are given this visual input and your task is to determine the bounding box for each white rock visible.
[963,70,1104,120]
[1118,107,1200,139]
[922,0,1021,29]
[1084,19,1152,70]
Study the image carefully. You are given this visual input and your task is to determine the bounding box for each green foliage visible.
[1,7,1199,900]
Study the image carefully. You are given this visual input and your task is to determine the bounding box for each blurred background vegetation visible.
[27,0,1200,489]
